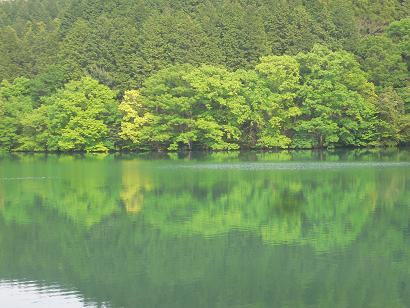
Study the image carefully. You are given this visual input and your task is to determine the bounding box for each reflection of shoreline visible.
[0,280,96,308]
[163,161,410,170]
[0,152,408,252]
[0,177,60,181]
[1,147,409,163]
[133,165,382,251]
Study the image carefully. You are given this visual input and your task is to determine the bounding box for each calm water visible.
[0,150,409,308]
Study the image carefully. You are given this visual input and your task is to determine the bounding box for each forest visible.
[0,0,409,152]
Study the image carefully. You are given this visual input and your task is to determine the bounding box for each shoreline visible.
[1,146,409,155]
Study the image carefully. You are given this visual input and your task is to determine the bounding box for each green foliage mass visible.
[0,78,33,151]
[0,0,409,152]
[119,46,405,150]
[6,77,119,152]
[293,45,378,148]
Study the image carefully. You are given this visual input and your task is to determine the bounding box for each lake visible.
[0,149,409,308]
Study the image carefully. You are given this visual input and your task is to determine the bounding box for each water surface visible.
[0,149,409,307]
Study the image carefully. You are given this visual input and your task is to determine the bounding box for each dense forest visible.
[0,0,409,152]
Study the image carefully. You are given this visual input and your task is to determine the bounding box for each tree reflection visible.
[0,151,408,307]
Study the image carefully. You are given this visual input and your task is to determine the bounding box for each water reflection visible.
[0,280,101,307]
[0,149,409,307]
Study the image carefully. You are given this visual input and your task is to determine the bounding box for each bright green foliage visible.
[41,77,119,152]
[120,65,197,151]
[120,65,247,151]
[239,55,301,148]
[119,90,159,150]
[182,65,248,150]
[120,58,300,151]
[292,45,378,148]
[0,78,33,151]
[18,104,50,152]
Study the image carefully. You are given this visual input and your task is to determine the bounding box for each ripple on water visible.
[0,177,60,181]
[167,161,410,170]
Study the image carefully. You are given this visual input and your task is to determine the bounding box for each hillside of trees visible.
[0,0,409,152]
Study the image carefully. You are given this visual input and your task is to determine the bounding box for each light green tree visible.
[120,64,248,151]
[237,55,301,149]
[293,45,378,148]
[0,78,33,151]
[43,77,119,152]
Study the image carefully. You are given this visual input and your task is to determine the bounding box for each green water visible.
[0,150,409,308]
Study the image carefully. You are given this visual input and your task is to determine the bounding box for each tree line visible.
[0,0,409,151]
